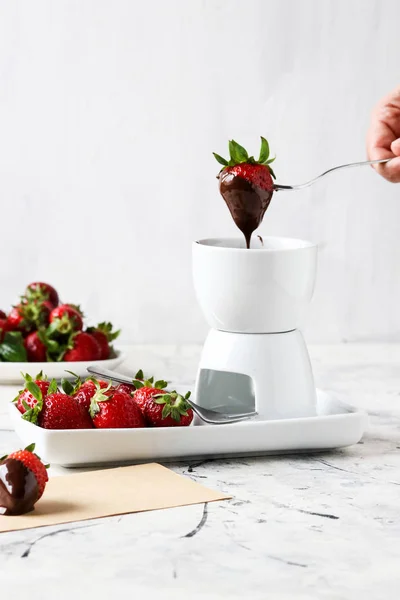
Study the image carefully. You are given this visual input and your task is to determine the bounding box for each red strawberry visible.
[115,383,134,395]
[24,331,47,362]
[15,372,50,414]
[39,393,93,429]
[0,318,11,342]
[213,137,276,248]
[0,310,6,319]
[49,304,83,333]
[90,388,145,429]
[69,378,110,411]
[26,282,59,307]
[86,322,120,360]
[134,386,168,416]
[143,390,193,428]
[22,381,93,429]
[7,443,49,499]
[7,300,51,334]
[63,332,101,362]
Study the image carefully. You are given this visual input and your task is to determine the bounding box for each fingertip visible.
[391,138,400,156]
[378,156,400,183]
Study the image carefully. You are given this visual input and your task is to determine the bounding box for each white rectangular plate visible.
[9,390,368,466]
[0,351,125,384]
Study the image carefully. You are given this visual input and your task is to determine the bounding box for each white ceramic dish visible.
[0,351,125,385]
[192,237,317,333]
[9,390,368,467]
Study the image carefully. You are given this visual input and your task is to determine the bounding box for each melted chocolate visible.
[219,172,273,248]
[0,458,39,516]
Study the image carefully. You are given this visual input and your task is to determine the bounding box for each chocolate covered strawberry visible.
[213,137,276,248]
[0,443,49,515]
[86,322,120,360]
[25,282,59,308]
[142,390,193,428]
[90,387,145,429]
[6,443,49,499]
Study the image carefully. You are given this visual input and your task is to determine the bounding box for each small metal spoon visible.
[87,366,258,425]
[274,158,392,191]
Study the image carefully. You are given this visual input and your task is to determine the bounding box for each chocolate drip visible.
[0,458,39,516]
[219,172,273,248]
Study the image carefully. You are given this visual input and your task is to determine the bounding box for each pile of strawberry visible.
[0,282,119,362]
[16,370,193,429]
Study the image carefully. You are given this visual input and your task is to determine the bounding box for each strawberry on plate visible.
[86,322,120,360]
[6,443,49,499]
[0,317,11,342]
[114,370,167,397]
[22,380,93,429]
[24,331,47,362]
[49,304,83,334]
[6,299,51,334]
[142,390,193,428]
[90,388,145,429]
[14,372,50,414]
[63,332,101,362]
[25,282,59,308]
[62,374,110,411]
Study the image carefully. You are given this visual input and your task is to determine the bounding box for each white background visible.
[0,0,399,344]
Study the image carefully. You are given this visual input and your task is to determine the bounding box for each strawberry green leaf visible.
[184,391,191,400]
[26,381,43,402]
[229,140,248,163]
[213,152,228,166]
[154,380,168,390]
[61,379,74,395]
[162,404,172,419]
[132,380,144,390]
[48,379,58,394]
[0,332,27,362]
[24,443,36,453]
[268,165,276,179]
[263,156,275,165]
[135,370,144,380]
[258,136,270,163]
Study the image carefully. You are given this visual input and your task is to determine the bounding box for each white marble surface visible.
[0,343,400,599]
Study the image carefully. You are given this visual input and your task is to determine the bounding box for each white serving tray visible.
[0,351,125,385]
[9,390,368,467]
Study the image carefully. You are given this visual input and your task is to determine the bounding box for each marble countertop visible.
[1,343,400,599]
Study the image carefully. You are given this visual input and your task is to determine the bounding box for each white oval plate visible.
[0,351,126,384]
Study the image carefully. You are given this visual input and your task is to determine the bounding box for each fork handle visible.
[274,157,392,191]
[87,365,134,385]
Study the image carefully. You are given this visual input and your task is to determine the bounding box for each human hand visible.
[366,85,400,183]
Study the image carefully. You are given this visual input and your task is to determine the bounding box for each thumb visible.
[391,138,400,156]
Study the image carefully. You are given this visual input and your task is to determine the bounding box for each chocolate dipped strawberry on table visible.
[213,137,276,248]
[0,443,49,516]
